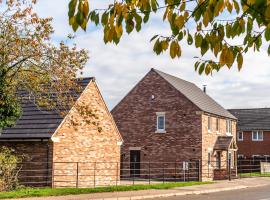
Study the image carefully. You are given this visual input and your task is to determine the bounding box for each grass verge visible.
[0,181,213,199]
[240,172,270,177]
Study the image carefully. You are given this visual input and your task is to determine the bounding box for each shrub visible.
[0,146,23,191]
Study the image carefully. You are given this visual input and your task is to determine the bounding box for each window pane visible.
[208,117,211,130]
[252,131,257,140]
[258,131,263,140]
[216,119,219,131]
[158,116,165,130]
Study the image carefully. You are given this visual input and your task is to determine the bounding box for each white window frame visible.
[252,131,263,141]
[226,120,232,135]
[252,155,261,159]
[216,118,220,134]
[238,154,244,159]
[156,112,166,133]
[208,116,212,133]
[237,131,243,141]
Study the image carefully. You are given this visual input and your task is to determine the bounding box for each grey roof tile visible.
[153,69,236,119]
[0,77,93,139]
[228,108,270,131]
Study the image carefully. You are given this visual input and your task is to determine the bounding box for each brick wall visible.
[237,131,270,158]
[201,114,237,180]
[0,141,53,187]
[52,80,122,187]
[112,70,202,179]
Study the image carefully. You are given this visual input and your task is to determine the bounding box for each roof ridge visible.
[152,68,197,86]
[151,68,236,120]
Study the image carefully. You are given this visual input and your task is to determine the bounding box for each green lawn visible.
[0,182,212,199]
[240,172,270,177]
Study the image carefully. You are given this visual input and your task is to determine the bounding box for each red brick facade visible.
[112,69,237,180]
[237,131,270,158]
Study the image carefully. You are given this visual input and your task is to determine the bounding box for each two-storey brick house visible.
[112,68,237,180]
[0,78,123,187]
[229,108,270,160]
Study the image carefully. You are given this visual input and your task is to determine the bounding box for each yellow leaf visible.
[203,11,209,27]
[174,16,185,29]
[237,53,243,71]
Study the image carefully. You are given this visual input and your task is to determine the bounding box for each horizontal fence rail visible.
[10,159,270,188]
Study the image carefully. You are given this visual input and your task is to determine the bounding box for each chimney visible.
[203,85,207,93]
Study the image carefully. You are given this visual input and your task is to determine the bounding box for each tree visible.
[0,0,88,128]
[68,0,270,75]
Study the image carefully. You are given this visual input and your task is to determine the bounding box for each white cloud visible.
[33,0,270,110]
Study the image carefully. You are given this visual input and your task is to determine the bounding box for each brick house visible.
[229,108,270,160]
[112,68,237,180]
[0,78,123,187]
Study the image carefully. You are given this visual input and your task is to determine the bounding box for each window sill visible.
[216,131,221,135]
[252,140,263,142]
[155,130,166,134]
[226,133,232,136]
[208,130,212,133]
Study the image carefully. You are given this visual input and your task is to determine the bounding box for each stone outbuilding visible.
[112,68,237,181]
[0,78,123,187]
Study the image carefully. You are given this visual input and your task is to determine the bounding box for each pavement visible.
[148,184,270,200]
[10,177,270,200]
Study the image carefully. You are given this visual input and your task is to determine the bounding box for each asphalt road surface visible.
[148,185,270,200]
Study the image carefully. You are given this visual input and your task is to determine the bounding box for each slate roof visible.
[214,136,236,151]
[153,69,236,120]
[228,108,270,131]
[0,77,93,140]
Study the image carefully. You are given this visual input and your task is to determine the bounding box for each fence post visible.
[116,162,119,186]
[163,163,165,184]
[148,161,151,185]
[133,162,135,185]
[93,162,96,188]
[175,162,177,182]
[52,162,55,188]
[76,162,79,188]
[228,158,231,181]
[198,160,201,182]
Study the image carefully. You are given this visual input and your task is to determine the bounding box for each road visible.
[147,185,270,200]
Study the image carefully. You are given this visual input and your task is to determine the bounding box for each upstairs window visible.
[252,131,263,141]
[156,112,166,133]
[226,120,232,135]
[237,132,243,141]
[208,116,212,132]
[216,118,220,133]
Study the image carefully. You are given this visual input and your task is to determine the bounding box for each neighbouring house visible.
[112,68,238,181]
[0,78,123,187]
[228,108,270,160]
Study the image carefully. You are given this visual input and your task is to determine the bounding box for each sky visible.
[34,0,270,110]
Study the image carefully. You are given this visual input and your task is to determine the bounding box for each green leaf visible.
[199,63,205,75]
[143,12,150,23]
[195,33,202,48]
[151,0,158,12]
[134,13,142,32]
[150,35,159,42]
[268,45,270,56]
[68,0,78,18]
[187,33,193,45]
[265,28,270,41]
[201,39,209,56]
[153,39,162,55]
[194,61,200,71]
[177,32,183,41]
[101,12,109,26]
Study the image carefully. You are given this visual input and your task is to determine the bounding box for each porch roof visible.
[214,136,237,151]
